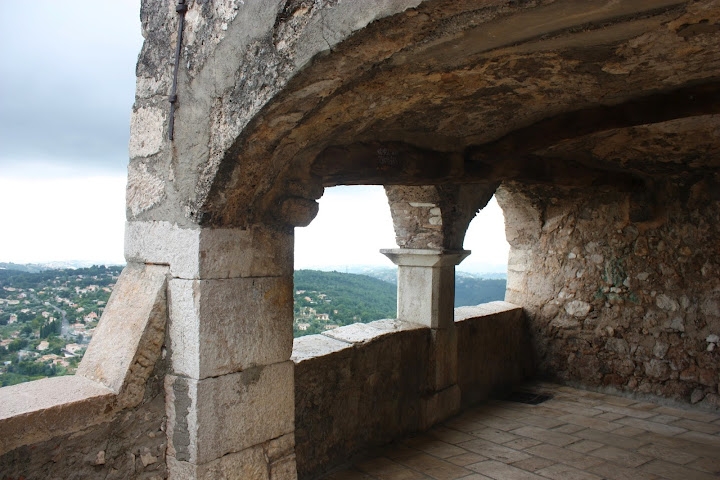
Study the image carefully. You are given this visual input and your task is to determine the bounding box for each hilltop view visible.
[1,265,506,385]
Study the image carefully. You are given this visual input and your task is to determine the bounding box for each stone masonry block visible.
[125,221,293,279]
[167,443,298,480]
[77,263,168,407]
[129,106,165,159]
[168,276,293,379]
[167,445,269,480]
[166,362,295,466]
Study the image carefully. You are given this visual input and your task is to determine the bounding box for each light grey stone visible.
[125,221,293,279]
[126,162,166,217]
[381,249,469,328]
[129,106,165,159]
[168,276,293,379]
[291,335,353,364]
[565,300,591,318]
[165,362,294,465]
[0,376,114,455]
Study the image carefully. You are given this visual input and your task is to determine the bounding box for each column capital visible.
[380,248,470,267]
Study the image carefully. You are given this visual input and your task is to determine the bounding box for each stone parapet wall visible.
[456,302,535,406]
[497,180,720,408]
[293,303,531,479]
[0,264,171,479]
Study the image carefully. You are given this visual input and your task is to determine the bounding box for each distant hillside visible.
[293,270,397,337]
[0,261,122,272]
[342,266,507,307]
[455,276,506,306]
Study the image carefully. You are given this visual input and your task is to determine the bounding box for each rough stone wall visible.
[0,361,169,480]
[497,178,720,409]
[292,306,532,479]
[293,324,430,479]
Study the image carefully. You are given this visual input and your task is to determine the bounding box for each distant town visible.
[0,265,122,386]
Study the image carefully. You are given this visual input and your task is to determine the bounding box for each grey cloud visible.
[0,0,142,175]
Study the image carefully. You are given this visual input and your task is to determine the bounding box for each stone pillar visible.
[125,221,298,480]
[381,248,469,428]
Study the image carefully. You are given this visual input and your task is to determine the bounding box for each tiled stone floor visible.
[319,383,720,479]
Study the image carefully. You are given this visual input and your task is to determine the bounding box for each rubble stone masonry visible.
[498,178,720,408]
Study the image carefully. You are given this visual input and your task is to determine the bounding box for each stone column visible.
[381,248,469,428]
[125,221,298,480]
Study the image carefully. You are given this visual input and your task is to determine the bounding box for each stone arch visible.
[131,0,720,231]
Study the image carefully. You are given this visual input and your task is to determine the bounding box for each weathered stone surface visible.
[294,324,430,479]
[293,308,532,478]
[0,357,169,479]
[166,434,297,480]
[127,161,166,218]
[291,334,353,364]
[129,106,165,159]
[456,302,534,405]
[78,263,168,408]
[125,221,293,279]
[382,249,469,328]
[0,394,167,480]
[499,179,720,406]
[166,362,294,465]
[168,276,293,379]
[0,376,114,455]
[320,318,423,345]
[384,184,496,250]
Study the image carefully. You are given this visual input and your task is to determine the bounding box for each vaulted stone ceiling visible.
[200,0,720,227]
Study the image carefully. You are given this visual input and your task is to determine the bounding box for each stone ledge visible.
[320,318,425,345]
[0,375,115,455]
[0,263,170,456]
[454,301,521,322]
[291,335,353,364]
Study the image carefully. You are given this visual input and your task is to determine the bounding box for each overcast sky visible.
[0,0,509,272]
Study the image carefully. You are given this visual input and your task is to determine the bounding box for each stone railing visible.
[0,263,169,478]
[293,301,533,479]
[0,288,532,479]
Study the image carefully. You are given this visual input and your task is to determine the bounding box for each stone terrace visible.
[321,383,720,480]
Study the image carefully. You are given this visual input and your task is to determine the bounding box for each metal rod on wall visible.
[168,0,187,141]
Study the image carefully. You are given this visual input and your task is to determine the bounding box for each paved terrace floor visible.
[318,383,720,480]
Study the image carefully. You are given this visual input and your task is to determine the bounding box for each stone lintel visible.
[125,221,293,279]
[165,362,295,466]
[168,276,293,380]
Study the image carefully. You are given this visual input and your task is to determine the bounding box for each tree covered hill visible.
[455,276,507,306]
[293,270,396,336]
[292,269,507,337]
